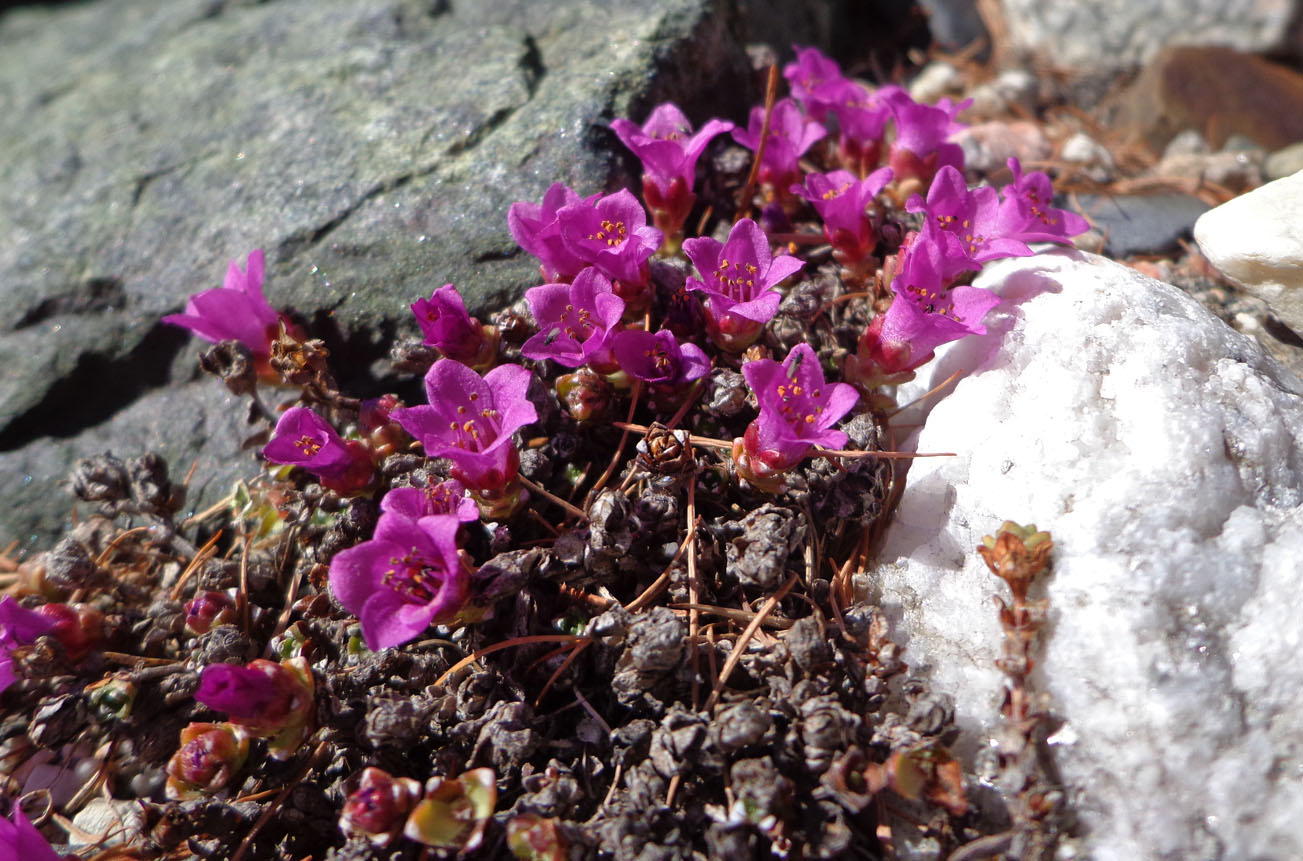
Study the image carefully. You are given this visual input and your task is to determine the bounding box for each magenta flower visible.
[330,513,468,650]
[0,597,56,694]
[263,407,374,492]
[906,166,1035,278]
[783,46,850,122]
[391,361,537,492]
[829,81,900,176]
[684,218,804,351]
[508,183,596,282]
[732,98,827,192]
[610,329,710,385]
[196,662,292,723]
[381,480,479,523]
[996,157,1091,243]
[411,284,490,366]
[610,104,733,240]
[737,343,859,480]
[792,167,894,265]
[0,802,63,861]
[521,267,625,369]
[885,91,969,184]
[861,236,1001,375]
[163,250,281,358]
[557,189,663,287]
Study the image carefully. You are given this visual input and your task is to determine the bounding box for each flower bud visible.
[555,369,613,423]
[184,591,237,635]
[339,767,422,846]
[34,603,102,661]
[86,675,138,722]
[404,768,497,852]
[165,722,249,798]
[194,657,314,757]
[507,814,569,861]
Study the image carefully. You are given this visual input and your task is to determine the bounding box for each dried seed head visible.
[69,453,131,504]
[197,339,257,396]
[634,423,695,480]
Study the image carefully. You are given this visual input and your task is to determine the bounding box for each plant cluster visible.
[1,45,1084,859]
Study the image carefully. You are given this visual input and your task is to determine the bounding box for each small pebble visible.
[1264,141,1303,180]
[908,60,963,104]
[1060,131,1115,182]
[1163,128,1211,158]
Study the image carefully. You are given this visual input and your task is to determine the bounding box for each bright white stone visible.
[873,250,1303,860]
[1194,170,1303,333]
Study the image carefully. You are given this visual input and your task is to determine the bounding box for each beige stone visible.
[1194,170,1303,332]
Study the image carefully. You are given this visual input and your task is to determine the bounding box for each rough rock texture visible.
[1195,170,1303,334]
[998,0,1300,71]
[0,0,873,547]
[872,250,1303,859]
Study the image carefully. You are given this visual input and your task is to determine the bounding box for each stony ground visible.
[5,14,1303,861]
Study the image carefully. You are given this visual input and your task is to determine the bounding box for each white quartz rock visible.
[874,250,1303,860]
[1194,169,1303,332]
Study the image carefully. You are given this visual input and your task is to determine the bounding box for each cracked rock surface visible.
[0,0,792,546]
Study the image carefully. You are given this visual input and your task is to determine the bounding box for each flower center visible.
[588,219,628,247]
[821,182,853,200]
[294,435,322,457]
[383,549,447,604]
[645,344,675,377]
[902,282,959,321]
[713,257,759,300]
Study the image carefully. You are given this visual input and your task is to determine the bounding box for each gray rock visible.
[0,0,865,545]
[1073,193,1211,258]
[998,0,1299,70]
[917,0,988,53]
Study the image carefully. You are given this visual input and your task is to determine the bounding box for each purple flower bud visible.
[738,343,859,478]
[411,284,488,365]
[195,661,289,722]
[684,219,803,351]
[163,250,281,358]
[508,183,596,282]
[165,722,249,798]
[557,189,663,287]
[339,767,422,846]
[521,268,625,369]
[610,329,710,385]
[391,360,537,492]
[263,407,374,492]
[184,591,237,635]
[329,513,469,650]
[731,98,826,191]
[380,480,479,523]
